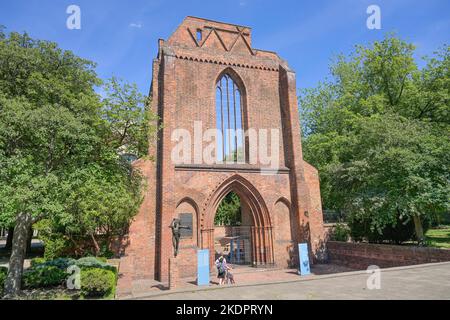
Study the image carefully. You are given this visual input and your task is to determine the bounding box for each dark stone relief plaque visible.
[179,213,193,238]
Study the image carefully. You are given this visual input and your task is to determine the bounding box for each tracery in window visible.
[215,73,245,163]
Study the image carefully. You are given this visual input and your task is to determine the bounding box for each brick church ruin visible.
[119,17,325,289]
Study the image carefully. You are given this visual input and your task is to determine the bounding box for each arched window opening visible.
[215,73,245,163]
[196,29,202,42]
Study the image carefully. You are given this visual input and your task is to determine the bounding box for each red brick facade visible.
[118,17,325,289]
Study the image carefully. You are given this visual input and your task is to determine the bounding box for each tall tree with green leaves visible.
[0,30,155,295]
[300,35,449,244]
[214,192,242,226]
[101,77,157,158]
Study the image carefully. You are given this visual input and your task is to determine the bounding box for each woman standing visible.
[215,255,227,285]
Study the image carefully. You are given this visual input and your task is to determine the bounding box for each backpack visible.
[217,261,225,273]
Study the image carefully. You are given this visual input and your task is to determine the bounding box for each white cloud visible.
[129,22,143,29]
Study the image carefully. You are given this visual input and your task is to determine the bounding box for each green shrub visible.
[23,265,67,288]
[44,258,76,270]
[31,257,76,270]
[35,220,72,260]
[75,257,116,275]
[348,214,431,244]
[0,267,8,296]
[44,237,71,260]
[80,268,116,298]
[30,257,47,268]
[98,245,115,259]
[330,223,350,242]
[95,256,108,263]
[435,212,450,226]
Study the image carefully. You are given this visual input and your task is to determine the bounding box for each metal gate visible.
[222,226,252,265]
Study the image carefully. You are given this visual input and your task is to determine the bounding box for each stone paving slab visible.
[127,262,450,300]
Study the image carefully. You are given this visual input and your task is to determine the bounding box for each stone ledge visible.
[175,164,290,174]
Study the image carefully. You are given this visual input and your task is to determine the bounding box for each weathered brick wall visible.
[303,161,326,261]
[327,241,450,270]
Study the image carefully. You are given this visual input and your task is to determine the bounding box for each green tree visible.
[0,30,154,295]
[300,35,449,244]
[35,162,144,258]
[101,77,157,158]
[214,192,242,226]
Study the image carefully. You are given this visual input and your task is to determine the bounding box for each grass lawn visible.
[425,226,450,249]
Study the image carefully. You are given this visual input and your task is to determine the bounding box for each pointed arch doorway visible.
[200,175,275,268]
[213,191,253,266]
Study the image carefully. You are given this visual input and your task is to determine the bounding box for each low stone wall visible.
[327,241,450,270]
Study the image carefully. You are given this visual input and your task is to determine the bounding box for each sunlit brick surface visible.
[117,17,325,295]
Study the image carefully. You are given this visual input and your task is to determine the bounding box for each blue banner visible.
[230,239,234,262]
[197,249,210,286]
[298,243,311,276]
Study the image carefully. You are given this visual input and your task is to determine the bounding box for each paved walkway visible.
[117,264,355,299]
[129,262,450,300]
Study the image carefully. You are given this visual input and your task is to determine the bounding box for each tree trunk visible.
[5,227,14,250]
[4,212,33,297]
[413,214,424,245]
[90,233,100,256]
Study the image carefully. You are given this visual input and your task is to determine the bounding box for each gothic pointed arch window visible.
[215,73,245,163]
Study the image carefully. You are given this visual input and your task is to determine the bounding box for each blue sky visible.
[1,0,449,95]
